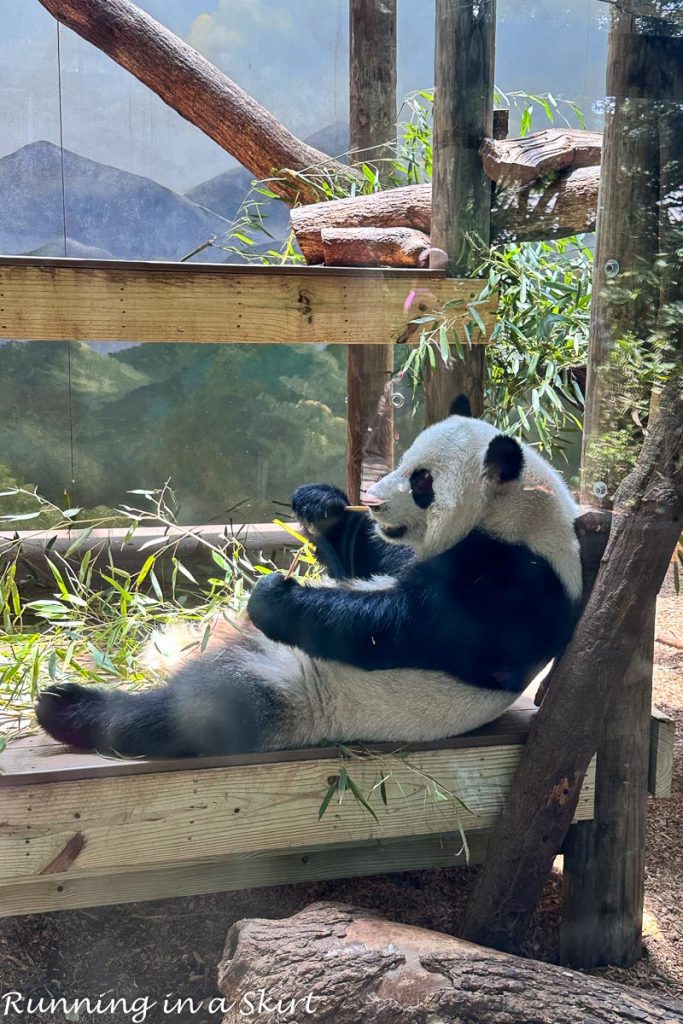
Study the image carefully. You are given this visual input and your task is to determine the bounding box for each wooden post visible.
[562,7,683,968]
[425,0,496,424]
[346,0,397,502]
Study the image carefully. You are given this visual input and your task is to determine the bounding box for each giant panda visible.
[35,396,582,758]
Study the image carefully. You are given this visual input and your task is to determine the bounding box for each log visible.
[346,0,397,503]
[217,902,683,1023]
[462,379,683,957]
[38,0,357,205]
[321,226,431,266]
[291,165,600,262]
[481,128,602,185]
[425,0,496,424]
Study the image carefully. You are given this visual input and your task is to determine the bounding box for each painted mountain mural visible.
[0,132,356,522]
[0,140,232,262]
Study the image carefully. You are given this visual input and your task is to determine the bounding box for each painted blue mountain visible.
[0,140,232,262]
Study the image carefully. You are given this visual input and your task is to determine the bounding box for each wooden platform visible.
[0,699,573,916]
[0,699,671,918]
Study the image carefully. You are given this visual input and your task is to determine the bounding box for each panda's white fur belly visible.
[235,633,518,749]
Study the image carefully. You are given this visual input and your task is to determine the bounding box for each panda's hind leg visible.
[36,640,290,758]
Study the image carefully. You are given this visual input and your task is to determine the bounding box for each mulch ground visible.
[0,582,680,1024]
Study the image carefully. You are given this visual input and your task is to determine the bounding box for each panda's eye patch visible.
[409,468,434,509]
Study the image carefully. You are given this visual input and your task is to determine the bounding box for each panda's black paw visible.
[247,572,300,646]
[35,682,107,750]
[292,484,349,533]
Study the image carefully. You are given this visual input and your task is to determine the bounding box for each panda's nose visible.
[363,479,389,505]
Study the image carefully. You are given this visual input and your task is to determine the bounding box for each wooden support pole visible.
[562,8,683,969]
[461,382,682,958]
[425,0,496,423]
[346,0,397,502]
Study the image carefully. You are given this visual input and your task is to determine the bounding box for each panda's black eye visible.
[410,468,434,509]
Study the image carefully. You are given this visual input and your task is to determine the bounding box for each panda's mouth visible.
[380,524,408,540]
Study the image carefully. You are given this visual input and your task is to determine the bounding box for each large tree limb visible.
[462,379,683,954]
[217,902,683,1023]
[291,165,599,263]
[38,0,358,205]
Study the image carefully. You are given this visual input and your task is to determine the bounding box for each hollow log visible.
[291,166,599,263]
[481,129,602,185]
[217,902,683,1024]
[38,0,358,205]
[321,226,431,266]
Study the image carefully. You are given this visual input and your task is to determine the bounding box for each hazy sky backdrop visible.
[0,0,608,193]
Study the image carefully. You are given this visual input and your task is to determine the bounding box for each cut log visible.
[596,0,683,25]
[217,902,683,1024]
[38,0,358,205]
[291,166,599,263]
[482,129,602,186]
[321,226,431,266]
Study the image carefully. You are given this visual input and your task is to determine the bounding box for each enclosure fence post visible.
[562,6,683,969]
[425,0,496,423]
[346,0,397,502]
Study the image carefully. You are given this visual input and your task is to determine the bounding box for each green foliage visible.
[400,237,592,458]
[0,485,317,741]
[317,743,472,860]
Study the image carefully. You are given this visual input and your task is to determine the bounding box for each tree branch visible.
[38,0,359,205]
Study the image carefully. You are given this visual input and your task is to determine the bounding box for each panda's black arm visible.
[292,483,412,580]
[247,571,420,670]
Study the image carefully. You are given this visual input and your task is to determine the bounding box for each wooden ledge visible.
[1,698,538,786]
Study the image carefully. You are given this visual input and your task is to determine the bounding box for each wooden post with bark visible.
[462,5,682,964]
[561,5,683,969]
[346,0,397,503]
[425,0,496,423]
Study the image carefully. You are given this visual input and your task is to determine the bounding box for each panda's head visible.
[365,395,582,601]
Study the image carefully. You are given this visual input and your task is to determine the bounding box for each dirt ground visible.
[0,582,680,1023]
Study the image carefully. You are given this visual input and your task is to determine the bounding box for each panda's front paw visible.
[35,682,107,750]
[247,573,300,646]
[292,483,349,534]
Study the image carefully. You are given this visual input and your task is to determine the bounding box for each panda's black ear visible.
[449,394,472,418]
[484,434,524,483]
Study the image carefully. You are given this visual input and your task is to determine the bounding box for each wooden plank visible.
[0,741,596,883]
[648,706,675,799]
[425,0,496,424]
[0,832,489,917]
[0,257,496,346]
[0,699,538,785]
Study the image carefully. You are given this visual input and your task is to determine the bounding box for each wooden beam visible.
[0,833,490,918]
[0,257,495,346]
[347,0,397,503]
[425,0,496,423]
[0,731,596,887]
